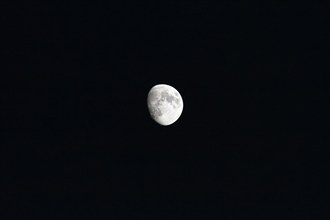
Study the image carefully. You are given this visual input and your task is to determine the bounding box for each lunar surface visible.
[147,84,183,126]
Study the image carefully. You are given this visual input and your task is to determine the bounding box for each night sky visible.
[2,1,329,219]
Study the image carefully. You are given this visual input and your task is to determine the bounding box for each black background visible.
[2,1,329,219]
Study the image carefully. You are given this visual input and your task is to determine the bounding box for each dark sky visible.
[2,1,329,219]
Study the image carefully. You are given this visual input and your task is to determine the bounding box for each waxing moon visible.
[147,84,184,126]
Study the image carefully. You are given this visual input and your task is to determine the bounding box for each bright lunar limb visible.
[147,84,183,126]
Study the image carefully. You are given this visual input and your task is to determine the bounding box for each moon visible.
[147,84,184,126]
